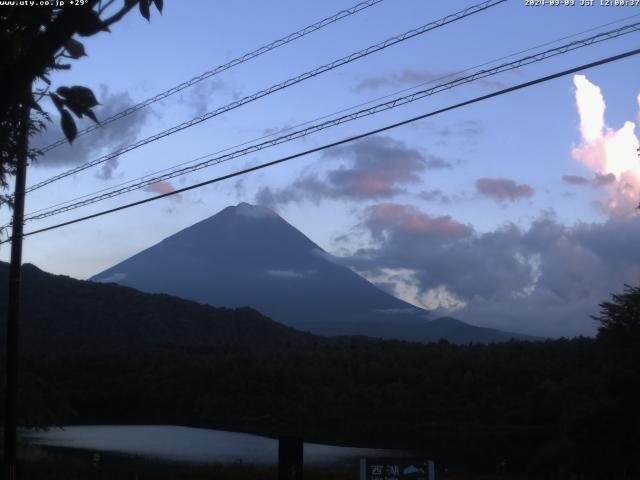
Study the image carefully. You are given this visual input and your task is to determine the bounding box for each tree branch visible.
[98,0,117,15]
[0,0,101,115]
[102,2,137,28]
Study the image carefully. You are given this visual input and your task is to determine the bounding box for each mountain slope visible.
[92,203,427,330]
[91,203,536,343]
[0,262,314,353]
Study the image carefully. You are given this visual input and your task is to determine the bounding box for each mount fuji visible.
[92,203,535,343]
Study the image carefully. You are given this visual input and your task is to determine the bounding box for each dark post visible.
[3,91,31,480]
[278,436,303,480]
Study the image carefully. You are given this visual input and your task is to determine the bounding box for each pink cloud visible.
[367,203,470,238]
[145,180,181,201]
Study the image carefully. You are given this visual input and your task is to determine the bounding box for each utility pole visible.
[3,89,31,480]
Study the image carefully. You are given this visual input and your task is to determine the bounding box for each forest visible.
[0,265,638,477]
[7,328,639,477]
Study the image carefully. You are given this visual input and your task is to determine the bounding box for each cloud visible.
[32,87,154,180]
[562,173,618,189]
[570,74,640,216]
[364,203,471,240]
[562,175,590,186]
[574,75,605,144]
[353,69,507,93]
[266,269,315,279]
[339,203,640,337]
[146,180,175,194]
[475,177,534,202]
[177,79,226,117]
[429,119,483,138]
[255,136,453,207]
[419,189,453,204]
[593,172,616,187]
[353,69,448,92]
[419,120,484,148]
[144,180,181,201]
[97,158,119,181]
[93,272,127,283]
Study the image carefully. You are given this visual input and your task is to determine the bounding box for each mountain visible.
[92,203,536,343]
[0,262,314,353]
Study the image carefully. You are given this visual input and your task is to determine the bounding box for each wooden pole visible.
[3,90,30,480]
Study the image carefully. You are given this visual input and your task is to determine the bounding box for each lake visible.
[22,425,398,466]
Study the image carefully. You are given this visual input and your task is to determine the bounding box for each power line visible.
[36,0,386,154]
[24,12,640,218]
[20,21,640,224]
[7,47,639,244]
[25,0,506,194]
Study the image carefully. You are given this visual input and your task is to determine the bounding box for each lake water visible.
[22,425,397,466]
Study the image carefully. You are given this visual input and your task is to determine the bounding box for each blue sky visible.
[2,0,640,337]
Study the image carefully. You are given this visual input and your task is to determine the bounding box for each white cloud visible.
[266,269,314,279]
[93,272,127,283]
[571,74,640,217]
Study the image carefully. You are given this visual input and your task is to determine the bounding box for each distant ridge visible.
[0,262,314,353]
[92,203,537,343]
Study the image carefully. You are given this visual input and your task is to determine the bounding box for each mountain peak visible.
[89,204,536,343]
[92,203,425,332]
[233,202,278,219]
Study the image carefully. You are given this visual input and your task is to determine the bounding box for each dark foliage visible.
[593,284,640,347]
[0,0,162,203]
[0,263,314,353]
[0,263,638,476]
[6,337,638,478]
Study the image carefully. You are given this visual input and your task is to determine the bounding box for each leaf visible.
[60,109,77,143]
[53,63,72,70]
[125,0,139,7]
[50,93,64,112]
[62,99,84,119]
[65,39,86,59]
[29,95,44,114]
[85,109,99,124]
[57,85,99,109]
[152,0,163,13]
[139,0,150,21]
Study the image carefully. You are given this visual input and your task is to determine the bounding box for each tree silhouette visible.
[593,283,640,348]
[0,0,163,206]
[591,284,640,476]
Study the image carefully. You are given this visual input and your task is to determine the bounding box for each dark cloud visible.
[593,172,616,187]
[562,173,619,190]
[365,203,471,241]
[562,175,590,185]
[340,204,640,337]
[255,136,453,207]
[475,177,534,202]
[32,87,154,180]
[419,189,453,204]
[353,69,448,92]
[354,68,507,92]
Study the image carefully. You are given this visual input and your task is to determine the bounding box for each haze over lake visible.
[23,425,398,466]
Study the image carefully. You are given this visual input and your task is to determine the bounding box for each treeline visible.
[6,334,639,478]
[0,263,315,353]
[0,264,638,477]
